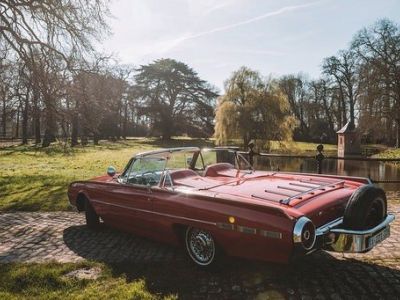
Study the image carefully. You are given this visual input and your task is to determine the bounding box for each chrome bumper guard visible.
[315,214,395,253]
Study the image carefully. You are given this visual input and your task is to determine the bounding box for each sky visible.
[100,0,400,91]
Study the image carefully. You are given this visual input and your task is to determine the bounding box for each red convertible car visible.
[68,147,394,266]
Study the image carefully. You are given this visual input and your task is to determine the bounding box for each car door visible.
[94,157,161,235]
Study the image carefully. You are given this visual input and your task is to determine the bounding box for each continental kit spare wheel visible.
[343,184,387,230]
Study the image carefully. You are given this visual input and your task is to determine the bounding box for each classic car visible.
[68,147,395,266]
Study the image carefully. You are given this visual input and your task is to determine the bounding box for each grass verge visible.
[0,262,176,300]
[374,148,400,168]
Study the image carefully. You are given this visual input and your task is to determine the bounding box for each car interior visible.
[122,149,250,188]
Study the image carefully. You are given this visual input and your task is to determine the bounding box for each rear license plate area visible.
[368,226,390,249]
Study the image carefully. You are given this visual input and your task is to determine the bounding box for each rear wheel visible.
[85,198,100,229]
[185,227,217,266]
[343,185,386,230]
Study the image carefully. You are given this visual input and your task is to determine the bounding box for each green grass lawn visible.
[0,137,337,212]
[268,140,337,154]
[375,147,400,159]
[0,262,176,300]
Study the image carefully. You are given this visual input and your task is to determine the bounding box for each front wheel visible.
[185,227,217,266]
[85,199,100,229]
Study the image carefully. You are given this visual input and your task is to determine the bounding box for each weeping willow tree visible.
[214,66,297,147]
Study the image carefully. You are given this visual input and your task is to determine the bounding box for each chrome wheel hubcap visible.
[187,228,215,265]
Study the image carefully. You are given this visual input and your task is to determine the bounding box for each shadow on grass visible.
[0,262,91,294]
[0,138,216,154]
[138,138,214,149]
[63,224,400,299]
[0,174,71,211]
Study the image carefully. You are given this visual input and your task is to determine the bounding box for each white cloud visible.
[146,1,323,56]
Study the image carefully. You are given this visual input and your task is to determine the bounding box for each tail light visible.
[293,216,316,251]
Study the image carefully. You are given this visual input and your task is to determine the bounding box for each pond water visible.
[252,156,400,191]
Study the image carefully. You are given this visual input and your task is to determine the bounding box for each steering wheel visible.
[141,170,159,185]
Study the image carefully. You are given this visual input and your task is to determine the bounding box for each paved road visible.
[1,194,399,299]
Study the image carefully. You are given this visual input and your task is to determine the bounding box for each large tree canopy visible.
[134,58,218,139]
[215,66,296,146]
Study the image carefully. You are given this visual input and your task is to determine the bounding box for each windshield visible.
[119,147,253,186]
[120,157,166,186]
[120,148,199,186]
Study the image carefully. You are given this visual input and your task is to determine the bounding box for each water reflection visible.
[253,156,400,191]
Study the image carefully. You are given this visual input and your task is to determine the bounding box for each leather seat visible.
[203,163,234,177]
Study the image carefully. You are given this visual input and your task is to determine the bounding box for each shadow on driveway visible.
[63,224,400,299]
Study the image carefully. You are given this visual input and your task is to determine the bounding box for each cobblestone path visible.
[1,195,399,299]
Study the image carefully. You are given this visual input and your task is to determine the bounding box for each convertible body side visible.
[68,168,382,264]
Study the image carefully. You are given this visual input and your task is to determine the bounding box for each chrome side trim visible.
[237,225,257,235]
[260,230,282,239]
[91,199,217,226]
[216,223,235,231]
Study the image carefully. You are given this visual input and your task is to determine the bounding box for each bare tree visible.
[279,74,309,139]
[0,0,110,65]
[323,50,359,128]
[352,19,400,147]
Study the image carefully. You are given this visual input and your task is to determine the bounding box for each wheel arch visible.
[76,191,89,212]
[172,223,188,244]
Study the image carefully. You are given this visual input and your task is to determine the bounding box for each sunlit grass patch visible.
[0,262,176,300]
[375,148,400,167]
[268,140,337,154]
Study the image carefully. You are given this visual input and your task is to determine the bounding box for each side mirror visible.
[107,166,116,177]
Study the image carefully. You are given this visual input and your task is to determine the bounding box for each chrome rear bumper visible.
[316,214,395,253]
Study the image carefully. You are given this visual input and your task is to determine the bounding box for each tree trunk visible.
[22,94,29,145]
[2,98,6,138]
[122,100,128,139]
[243,133,251,149]
[81,124,88,146]
[161,115,172,140]
[34,114,41,144]
[71,114,79,147]
[15,102,20,138]
[32,87,41,144]
[42,95,57,147]
[93,133,99,145]
[338,83,347,126]
[396,118,400,149]
[348,88,355,129]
